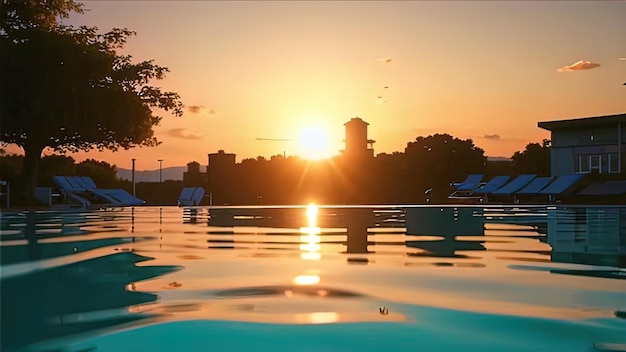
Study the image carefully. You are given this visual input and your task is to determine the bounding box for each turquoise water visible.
[1,206,625,352]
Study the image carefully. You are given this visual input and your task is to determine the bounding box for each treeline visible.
[0,135,550,206]
[0,153,183,205]
[204,135,550,205]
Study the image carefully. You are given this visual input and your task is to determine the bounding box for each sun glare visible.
[298,126,332,160]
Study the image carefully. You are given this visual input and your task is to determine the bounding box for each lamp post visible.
[157,159,163,183]
[131,158,136,197]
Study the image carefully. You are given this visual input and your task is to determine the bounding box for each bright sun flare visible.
[298,126,332,160]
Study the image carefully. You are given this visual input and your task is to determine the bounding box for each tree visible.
[404,134,486,202]
[76,159,118,188]
[37,155,76,186]
[1,3,183,203]
[511,139,551,176]
[1,0,84,35]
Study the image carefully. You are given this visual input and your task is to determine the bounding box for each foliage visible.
[37,155,76,186]
[1,0,84,35]
[0,1,183,203]
[0,153,24,180]
[403,134,486,202]
[76,159,118,188]
[511,139,551,176]
[0,154,118,188]
[1,26,183,153]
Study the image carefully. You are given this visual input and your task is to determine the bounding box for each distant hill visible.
[487,156,512,162]
[117,156,510,182]
[116,166,188,182]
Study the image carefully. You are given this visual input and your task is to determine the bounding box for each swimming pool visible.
[1,205,625,351]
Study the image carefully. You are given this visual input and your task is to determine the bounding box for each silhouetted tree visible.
[404,134,486,203]
[485,158,514,179]
[76,159,118,188]
[1,2,183,203]
[37,155,76,186]
[371,152,406,203]
[1,0,84,36]
[511,139,551,176]
[0,153,24,182]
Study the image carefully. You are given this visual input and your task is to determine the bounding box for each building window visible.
[610,154,620,173]
[574,153,619,174]
[590,155,600,173]
[601,154,609,173]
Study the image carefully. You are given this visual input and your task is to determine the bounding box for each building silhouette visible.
[342,117,375,159]
[207,150,237,204]
[182,161,206,187]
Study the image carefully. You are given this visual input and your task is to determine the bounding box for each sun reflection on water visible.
[300,203,321,260]
[293,275,320,285]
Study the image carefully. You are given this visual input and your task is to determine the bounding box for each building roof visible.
[344,117,369,126]
[537,113,626,131]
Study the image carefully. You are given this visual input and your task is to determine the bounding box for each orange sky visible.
[5,1,625,170]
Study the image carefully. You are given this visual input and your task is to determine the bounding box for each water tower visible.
[343,117,375,158]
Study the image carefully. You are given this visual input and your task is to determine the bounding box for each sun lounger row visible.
[449,173,587,202]
[53,176,145,208]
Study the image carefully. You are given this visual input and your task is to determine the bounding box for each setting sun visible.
[298,126,333,160]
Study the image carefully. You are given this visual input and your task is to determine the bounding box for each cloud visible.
[482,134,501,140]
[166,128,204,140]
[557,60,600,72]
[186,105,215,115]
[376,57,392,63]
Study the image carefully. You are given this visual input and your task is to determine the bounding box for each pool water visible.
[1,206,625,352]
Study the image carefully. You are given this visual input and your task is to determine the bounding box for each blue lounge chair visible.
[471,175,511,195]
[76,176,97,189]
[178,187,205,206]
[53,176,145,208]
[53,176,76,191]
[538,174,584,195]
[491,174,536,196]
[515,177,554,195]
[451,174,483,191]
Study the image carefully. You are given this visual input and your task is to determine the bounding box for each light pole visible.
[131,158,136,197]
[157,159,163,183]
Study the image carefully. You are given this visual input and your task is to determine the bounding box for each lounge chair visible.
[53,176,145,208]
[491,174,536,196]
[515,177,554,195]
[471,175,511,195]
[76,176,97,189]
[448,174,484,200]
[538,174,585,195]
[451,174,484,191]
[178,187,205,206]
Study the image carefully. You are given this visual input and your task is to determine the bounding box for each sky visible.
[6,1,626,170]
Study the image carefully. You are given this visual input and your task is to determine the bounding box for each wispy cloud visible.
[166,128,204,140]
[185,105,215,115]
[557,60,600,72]
[376,57,392,63]
[482,134,501,140]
